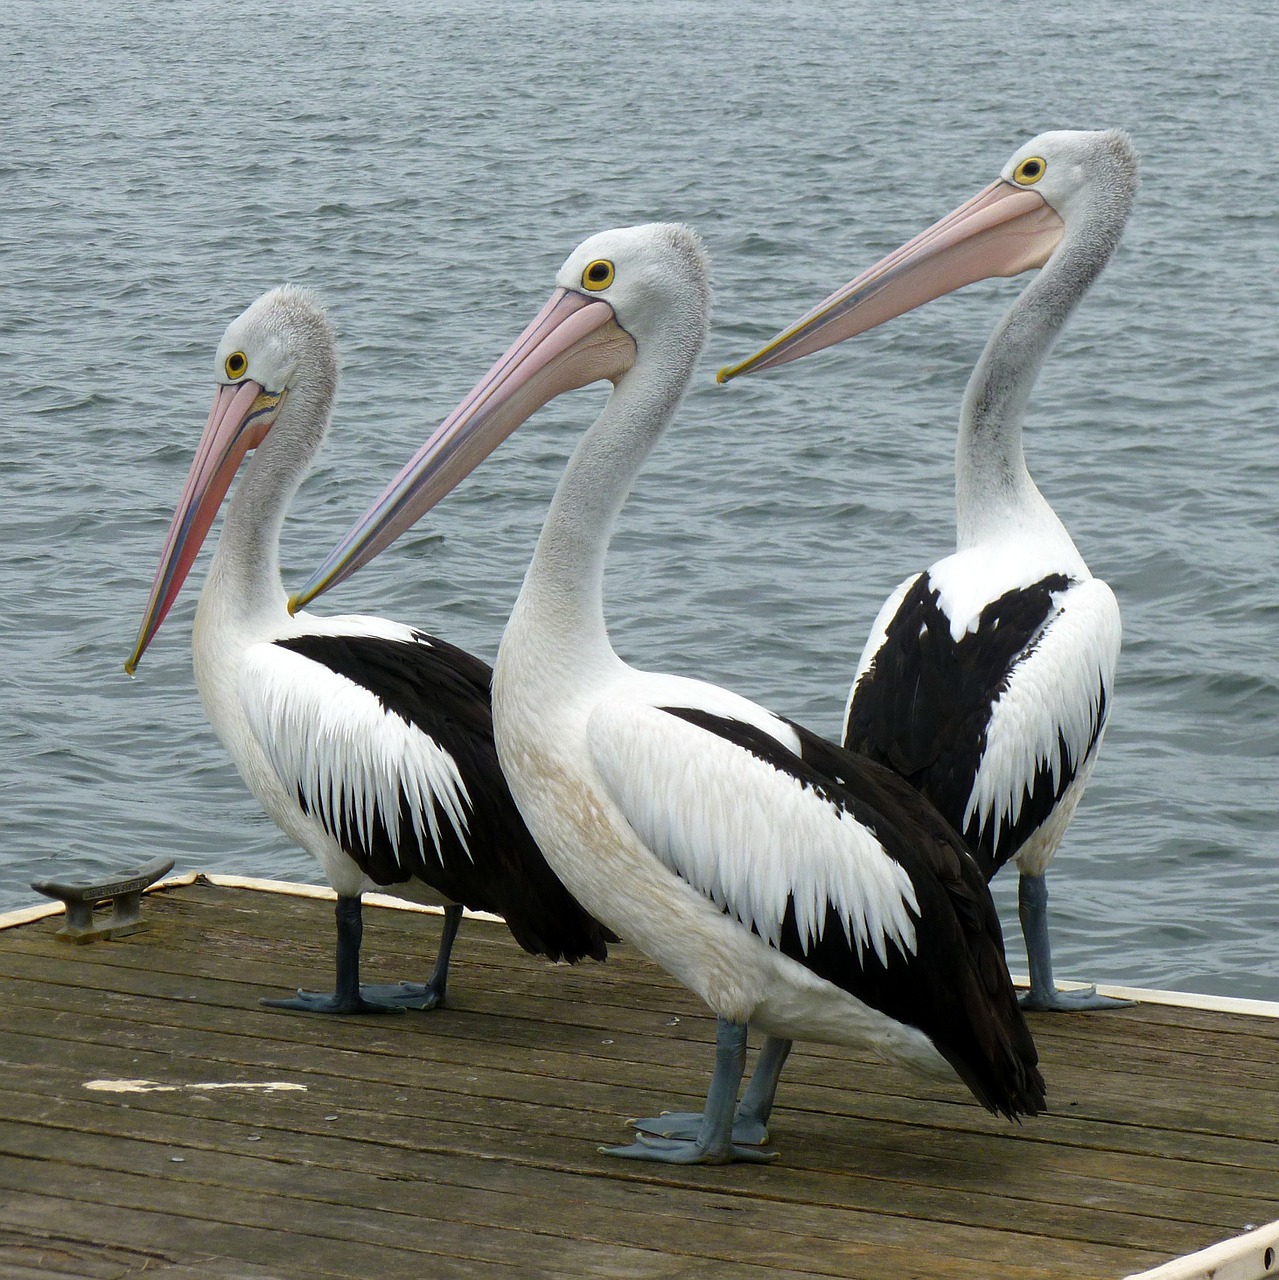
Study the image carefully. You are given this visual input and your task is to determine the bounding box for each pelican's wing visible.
[963,575,1119,866]
[845,571,1119,874]
[588,681,930,970]
[588,684,1041,1115]
[238,622,611,962]
[845,571,921,727]
[238,624,483,885]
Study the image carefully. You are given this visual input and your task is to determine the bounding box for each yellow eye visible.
[581,259,615,291]
[225,351,248,379]
[1013,156,1047,185]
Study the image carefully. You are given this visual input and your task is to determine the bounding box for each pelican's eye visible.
[1013,156,1047,185]
[581,259,615,291]
[225,351,249,379]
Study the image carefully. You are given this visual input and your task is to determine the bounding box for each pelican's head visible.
[125,286,335,674]
[556,223,712,360]
[216,287,336,407]
[718,128,1138,382]
[997,129,1139,231]
[289,223,710,612]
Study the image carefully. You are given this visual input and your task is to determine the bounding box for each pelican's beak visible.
[289,287,635,613]
[125,381,283,674]
[717,179,1065,383]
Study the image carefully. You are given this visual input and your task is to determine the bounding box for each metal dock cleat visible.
[31,856,176,942]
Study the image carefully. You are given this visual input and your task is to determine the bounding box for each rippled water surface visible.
[2,0,1276,1000]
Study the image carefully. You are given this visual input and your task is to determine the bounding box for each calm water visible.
[2,1,1276,1000]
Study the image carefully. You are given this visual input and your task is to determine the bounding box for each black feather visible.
[845,573,1106,878]
[273,630,612,963]
[660,706,1045,1120]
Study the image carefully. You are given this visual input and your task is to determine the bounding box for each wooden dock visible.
[1,876,1277,1280]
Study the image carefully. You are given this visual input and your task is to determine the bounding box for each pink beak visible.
[718,179,1065,383]
[125,380,282,674]
[289,287,635,612]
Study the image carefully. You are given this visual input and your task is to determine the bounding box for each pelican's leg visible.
[604,1018,778,1164]
[631,1034,792,1145]
[262,895,405,1015]
[1018,873,1133,1012]
[360,903,463,1010]
[736,1035,793,1136]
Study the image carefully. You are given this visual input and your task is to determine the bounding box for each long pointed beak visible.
[718,179,1065,383]
[289,287,635,613]
[125,380,282,674]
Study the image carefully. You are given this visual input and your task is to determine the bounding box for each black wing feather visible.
[844,572,1104,878]
[274,630,611,963]
[661,706,1045,1120]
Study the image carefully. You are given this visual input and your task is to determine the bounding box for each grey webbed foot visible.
[627,1032,790,1146]
[261,894,452,1016]
[261,988,406,1015]
[1020,983,1135,1012]
[602,1019,781,1166]
[357,978,447,1011]
[602,1133,777,1164]
[629,1110,771,1145]
[1018,874,1131,1014]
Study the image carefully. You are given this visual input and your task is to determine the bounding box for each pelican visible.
[290,225,1045,1164]
[126,286,610,1015]
[719,130,1139,1011]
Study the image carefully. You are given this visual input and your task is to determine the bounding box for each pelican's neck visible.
[204,384,327,629]
[509,334,700,670]
[955,208,1119,553]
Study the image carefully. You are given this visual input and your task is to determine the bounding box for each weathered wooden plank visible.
[9,901,1279,1079]
[3,880,1275,1280]
[0,1134,1164,1280]
[5,1008,1270,1208]
[14,884,1272,1034]
[5,1056,1266,1236]
[10,937,1279,1109]
[0,1193,540,1280]
[0,1228,163,1280]
[5,1158,1120,1280]
[4,965,1276,1169]
[4,993,1278,1199]
[0,1121,1132,1279]
[0,1047,1268,1261]
[164,883,1279,1026]
[0,1225,329,1280]
[0,968,1045,1132]
[11,910,1278,1134]
[8,905,1279,1123]
[0,1059,1264,1259]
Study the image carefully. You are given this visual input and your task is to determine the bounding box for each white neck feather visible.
[955,198,1123,558]
[200,380,326,634]
[502,329,701,678]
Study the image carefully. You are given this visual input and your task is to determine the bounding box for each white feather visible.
[587,692,919,966]
[237,638,474,865]
[962,576,1120,854]
[929,542,1087,642]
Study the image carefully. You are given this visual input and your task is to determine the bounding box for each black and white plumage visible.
[292,225,1044,1164]
[720,130,1137,1011]
[126,286,610,1015]
[658,705,1042,1117]
[848,570,1113,878]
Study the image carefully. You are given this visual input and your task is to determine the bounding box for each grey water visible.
[2,0,1275,1002]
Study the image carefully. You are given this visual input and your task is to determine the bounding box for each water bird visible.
[719,130,1139,1011]
[126,286,610,1014]
[291,225,1045,1163]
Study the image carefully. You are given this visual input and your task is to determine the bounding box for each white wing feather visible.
[964,576,1120,852]
[238,640,474,864]
[588,693,919,966]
